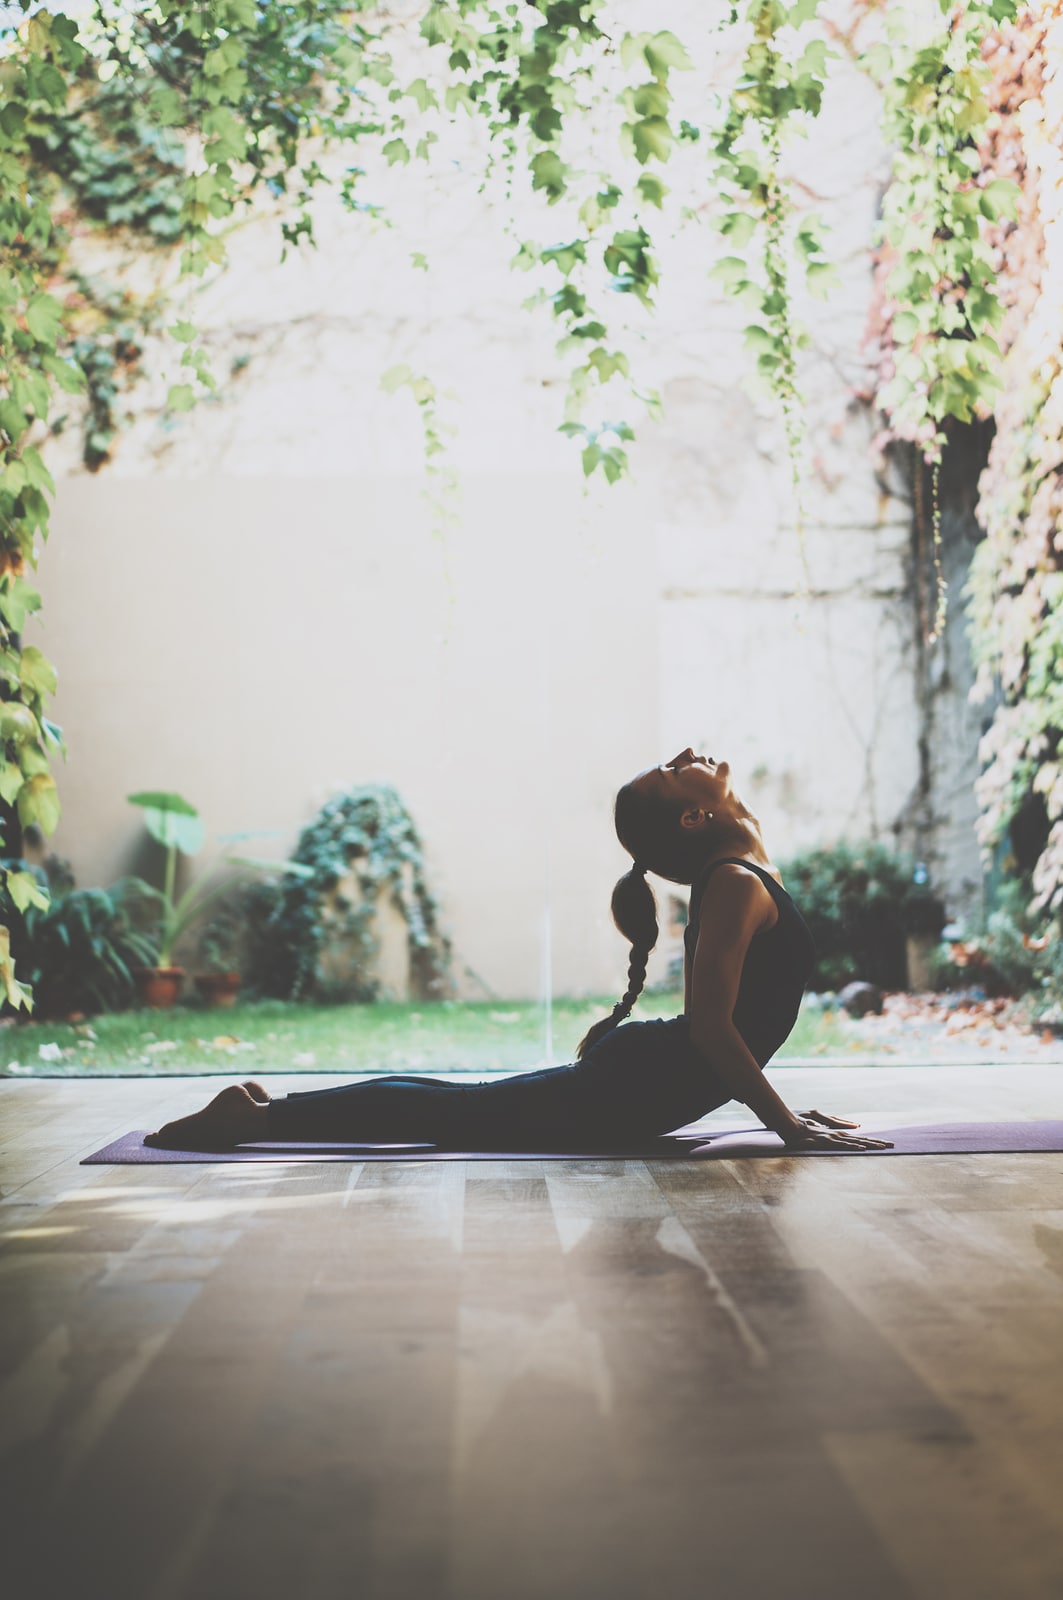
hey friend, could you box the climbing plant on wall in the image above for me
[865,1,1063,919]
[253,785,452,1003]
[0,0,1025,1002]
[965,3,1063,919]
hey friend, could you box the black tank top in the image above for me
[683,857,817,1066]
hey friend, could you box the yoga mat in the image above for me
[81,1120,1063,1165]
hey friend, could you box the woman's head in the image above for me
[576,748,733,1058]
[615,749,734,884]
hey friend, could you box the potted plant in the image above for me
[127,790,205,1007]
[127,790,310,1009]
[194,908,243,1008]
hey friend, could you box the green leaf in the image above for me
[586,348,629,383]
[41,354,86,395]
[743,324,776,354]
[380,364,413,393]
[41,717,65,754]
[529,150,568,200]
[636,173,669,208]
[644,31,694,76]
[13,370,50,422]
[169,320,197,344]
[891,311,920,343]
[150,86,186,127]
[795,38,829,77]
[18,645,57,700]
[128,790,204,855]
[632,117,672,164]
[721,211,757,248]
[167,384,196,412]
[0,578,42,633]
[202,106,248,163]
[18,772,61,835]
[20,447,54,494]
[711,255,751,288]
[18,742,51,778]
[979,178,1020,221]
[2,460,27,496]
[25,293,63,346]
[0,762,23,805]
[632,82,671,120]
[7,870,47,913]
[0,399,29,441]
[405,78,436,111]
[805,261,840,297]
[383,138,410,166]
[542,240,586,276]
[0,102,27,140]
[14,648,54,705]
[620,32,652,71]
[0,926,33,1013]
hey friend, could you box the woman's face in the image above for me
[634,748,734,815]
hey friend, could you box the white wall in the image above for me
[32,3,955,999]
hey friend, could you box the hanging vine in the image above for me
[709,0,834,538]
[862,0,1021,637]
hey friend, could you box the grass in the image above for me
[0,992,855,1078]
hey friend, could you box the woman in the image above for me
[147,750,891,1154]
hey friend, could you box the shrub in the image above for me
[250,785,451,1003]
[929,882,1060,1002]
[9,867,162,1017]
[781,842,923,990]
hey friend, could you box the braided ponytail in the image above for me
[576,863,658,1058]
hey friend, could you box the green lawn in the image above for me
[0,992,854,1077]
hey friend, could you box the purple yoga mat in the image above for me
[81,1121,1063,1164]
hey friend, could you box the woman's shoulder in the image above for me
[693,857,779,901]
[689,858,781,936]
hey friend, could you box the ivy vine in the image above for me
[255,785,452,1004]
[963,5,1063,921]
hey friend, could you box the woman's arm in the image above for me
[686,866,892,1150]
[686,866,808,1142]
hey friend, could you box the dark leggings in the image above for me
[268,1075,491,1147]
[266,1020,730,1150]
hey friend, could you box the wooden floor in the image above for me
[3,1065,1063,1600]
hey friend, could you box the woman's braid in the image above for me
[576,864,658,1058]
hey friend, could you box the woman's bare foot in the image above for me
[145,1084,269,1151]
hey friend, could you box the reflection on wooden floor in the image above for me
[3,1069,1063,1600]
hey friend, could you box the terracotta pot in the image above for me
[133,967,185,1009]
[194,971,242,1008]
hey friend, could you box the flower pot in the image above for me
[194,971,242,1009]
[133,967,185,1009]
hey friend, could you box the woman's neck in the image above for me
[700,817,777,877]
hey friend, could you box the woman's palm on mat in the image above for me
[789,1109,894,1151]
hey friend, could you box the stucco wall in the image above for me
[31,5,971,1000]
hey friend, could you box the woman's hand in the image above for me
[795,1108,862,1131]
[783,1112,894,1152]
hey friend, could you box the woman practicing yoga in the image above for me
[147,750,892,1153]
